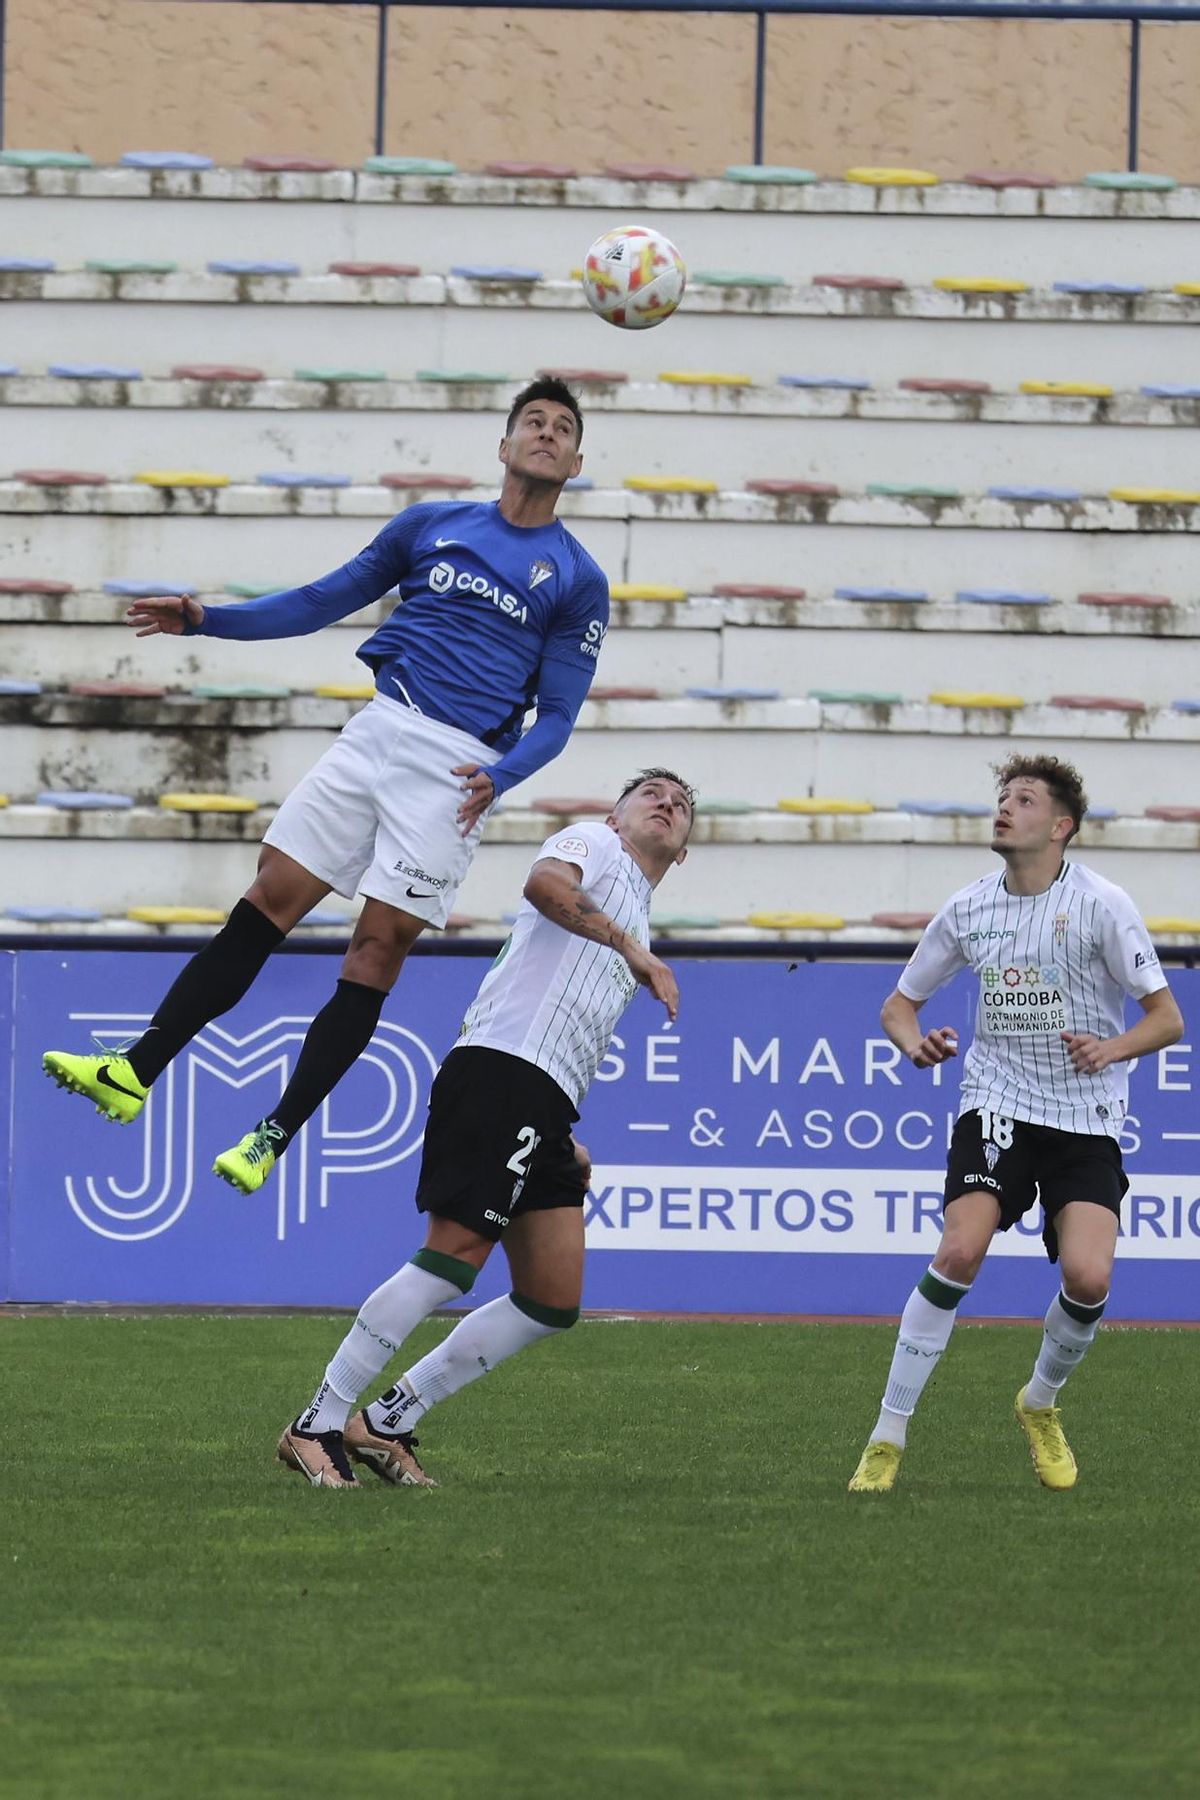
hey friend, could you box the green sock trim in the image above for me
[1059,1289,1107,1325]
[411,1248,477,1295]
[511,1292,579,1331]
[918,1267,969,1311]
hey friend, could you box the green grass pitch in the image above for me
[3,1315,1197,1799]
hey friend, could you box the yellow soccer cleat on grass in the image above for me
[213,1119,287,1194]
[42,1051,148,1124]
[848,1440,903,1493]
[1014,1386,1078,1489]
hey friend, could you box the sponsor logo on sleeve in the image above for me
[554,836,590,857]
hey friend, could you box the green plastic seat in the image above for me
[867,481,962,500]
[86,258,179,275]
[1083,171,1176,191]
[293,367,386,382]
[224,582,279,598]
[0,149,92,168]
[808,689,904,704]
[694,798,756,814]
[362,156,457,176]
[691,270,786,289]
[724,165,817,184]
[190,683,291,698]
[651,914,722,929]
[416,369,509,384]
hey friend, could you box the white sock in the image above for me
[871,1266,970,1448]
[297,1260,468,1433]
[365,1294,570,1434]
[1024,1289,1106,1409]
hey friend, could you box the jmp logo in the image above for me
[61,1013,438,1245]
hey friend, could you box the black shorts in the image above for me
[944,1108,1128,1262]
[415,1046,584,1243]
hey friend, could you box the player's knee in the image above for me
[933,1237,984,1286]
[1062,1267,1109,1309]
[512,1292,580,1330]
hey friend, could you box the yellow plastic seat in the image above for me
[0,794,8,807]
[127,905,226,925]
[624,476,719,494]
[776,798,874,815]
[747,911,847,930]
[659,371,753,387]
[1172,284,1200,296]
[1143,917,1200,934]
[314,683,376,699]
[934,276,1028,294]
[929,690,1026,709]
[159,792,258,813]
[1109,487,1200,504]
[845,167,938,187]
[134,470,232,488]
[609,583,689,602]
[1020,380,1114,398]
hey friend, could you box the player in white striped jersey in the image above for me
[274,768,695,1488]
[849,755,1183,1495]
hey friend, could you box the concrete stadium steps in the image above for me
[5,486,1200,598]
[4,692,1199,815]
[1,805,1196,919]
[2,591,1198,702]
[7,376,1200,493]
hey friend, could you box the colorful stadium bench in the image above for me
[127,905,226,924]
[172,363,266,381]
[872,910,935,928]
[929,691,1026,709]
[103,579,196,597]
[1019,380,1114,397]
[159,793,259,812]
[0,362,18,375]
[0,795,7,807]
[362,157,457,175]
[37,791,135,809]
[1084,806,1119,820]
[748,911,847,930]
[866,483,960,500]
[1050,694,1147,712]
[724,165,818,183]
[624,477,719,494]
[745,479,839,497]
[0,577,71,593]
[379,472,474,489]
[608,584,689,602]
[834,585,928,602]
[1078,591,1171,608]
[1142,919,1200,934]
[650,915,723,930]
[484,161,578,178]
[48,362,142,379]
[898,800,992,816]
[660,370,754,386]
[68,682,167,698]
[962,169,1057,189]
[933,277,1028,294]
[687,686,780,702]
[776,798,874,814]
[713,583,807,599]
[416,369,510,384]
[1052,281,1145,296]
[0,680,42,694]
[777,374,871,390]
[120,151,215,169]
[988,485,1082,501]
[314,684,375,700]
[1172,284,1200,298]
[1084,171,1176,190]
[812,274,906,291]
[190,684,291,699]
[15,469,107,485]
[691,271,786,290]
[208,259,302,276]
[257,471,352,487]
[1146,805,1200,820]
[808,690,903,704]
[899,377,993,395]
[1169,700,1200,715]
[604,163,696,181]
[531,797,613,815]
[86,258,178,275]
[0,149,92,167]
[135,470,230,487]
[294,367,387,381]
[1110,487,1200,504]
[450,264,541,282]
[0,257,55,271]
[693,798,755,813]
[243,154,338,172]
[844,167,938,186]
[327,261,420,278]
[7,906,102,922]
[563,477,594,491]
[956,588,1052,605]
[1141,383,1200,398]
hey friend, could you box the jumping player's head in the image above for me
[991,754,1088,861]
[499,378,584,491]
[609,767,696,879]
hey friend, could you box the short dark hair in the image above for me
[993,754,1088,838]
[616,766,698,820]
[505,377,584,445]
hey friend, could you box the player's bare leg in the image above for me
[1015,1201,1116,1489]
[850,1192,999,1492]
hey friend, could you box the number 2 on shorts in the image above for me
[505,1124,542,1177]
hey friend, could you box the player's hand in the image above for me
[911,1026,958,1069]
[1061,1030,1114,1075]
[125,594,205,637]
[452,764,496,835]
[624,942,679,1023]
[571,1137,592,1188]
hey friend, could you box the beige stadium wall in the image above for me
[5,3,1200,178]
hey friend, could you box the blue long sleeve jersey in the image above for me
[187,501,610,798]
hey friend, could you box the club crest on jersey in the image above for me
[1054,912,1070,942]
[529,558,554,590]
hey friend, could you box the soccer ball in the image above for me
[580,225,687,330]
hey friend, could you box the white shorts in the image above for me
[263,691,499,928]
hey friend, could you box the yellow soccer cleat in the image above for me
[213,1119,287,1194]
[848,1439,903,1493]
[1014,1385,1078,1490]
[42,1051,148,1124]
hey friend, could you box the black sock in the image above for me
[268,978,387,1143]
[126,898,285,1085]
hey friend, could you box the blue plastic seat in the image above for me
[1142,384,1200,399]
[0,257,54,272]
[685,685,781,701]
[956,588,1052,605]
[121,151,214,170]
[1084,805,1119,820]
[1052,281,1145,296]
[563,476,595,490]
[778,374,871,390]
[0,363,19,376]
[987,485,1082,502]
[898,799,992,816]
[835,585,928,602]
[6,905,103,923]
[48,362,141,380]
[296,907,355,928]
[207,259,302,276]
[103,578,197,597]
[1170,698,1200,714]
[36,790,135,809]
[450,264,542,281]
[256,471,352,488]
[0,679,42,695]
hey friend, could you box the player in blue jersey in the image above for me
[43,378,610,1194]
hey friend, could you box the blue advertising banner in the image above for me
[7,950,1199,1318]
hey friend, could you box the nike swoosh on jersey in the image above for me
[434,537,462,548]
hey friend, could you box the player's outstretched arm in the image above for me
[525,857,680,1021]
[125,594,206,636]
[881,988,958,1069]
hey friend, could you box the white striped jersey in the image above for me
[457,820,651,1107]
[898,861,1167,1137]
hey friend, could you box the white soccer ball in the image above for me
[580,225,687,330]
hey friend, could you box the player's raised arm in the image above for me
[524,855,679,1022]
